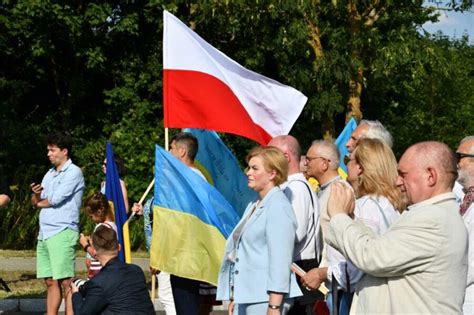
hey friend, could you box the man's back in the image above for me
[72,258,154,314]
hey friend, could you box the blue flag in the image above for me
[150,145,240,285]
[335,118,357,173]
[105,142,131,263]
[185,128,256,216]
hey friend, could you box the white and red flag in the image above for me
[163,11,307,145]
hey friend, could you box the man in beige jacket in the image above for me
[325,141,468,314]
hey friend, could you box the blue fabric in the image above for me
[105,142,128,262]
[217,187,302,303]
[335,118,357,173]
[143,197,154,251]
[153,145,240,239]
[326,291,351,315]
[185,128,256,216]
[38,159,84,240]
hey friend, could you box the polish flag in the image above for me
[163,11,307,145]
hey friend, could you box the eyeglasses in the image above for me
[456,152,474,162]
[306,156,330,163]
[344,155,356,165]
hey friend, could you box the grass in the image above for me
[0,250,151,299]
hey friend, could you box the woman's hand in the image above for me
[79,233,90,249]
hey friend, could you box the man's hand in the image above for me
[70,280,79,294]
[327,182,355,218]
[31,183,43,206]
[301,267,328,291]
[150,267,161,275]
[132,203,143,215]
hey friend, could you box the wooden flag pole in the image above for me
[151,274,156,301]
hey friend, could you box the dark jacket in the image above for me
[72,257,154,315]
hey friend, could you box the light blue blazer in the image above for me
[216,187,303,304]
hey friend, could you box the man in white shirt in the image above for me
[300,140,349,312]
[456,136,474,314]
[326,141,467,314]
[268,135,321,315]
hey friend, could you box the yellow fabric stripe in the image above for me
[150,205,226,286]
[123,222,131,263]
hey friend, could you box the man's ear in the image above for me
[426,167,437,187]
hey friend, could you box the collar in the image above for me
[319,175,342,192]
[408,192,456,210]
[49,159,73,175]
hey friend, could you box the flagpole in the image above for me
[165,127,169,151]
[125,178,155,224]
[151,275,156,301]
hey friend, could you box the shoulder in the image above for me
[65,162,83,176]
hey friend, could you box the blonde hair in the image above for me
[353,138,404,212]
[247,146,288,186]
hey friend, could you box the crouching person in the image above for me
[71,225,154,314]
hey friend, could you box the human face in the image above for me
[47,144,68,168]
[396,149,425,205]
[346,124,369,153]
[169,140,186,162]
[88,212,103,224]
[346,152,362,186]
[305,145,329,180]
[102,159,107,174]
[246,156,275,197]
[457,140,474,187]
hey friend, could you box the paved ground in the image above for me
[0,256,228,314]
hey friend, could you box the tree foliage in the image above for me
[0,0,472,249]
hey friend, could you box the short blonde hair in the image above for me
[353,138,404,212]
[247,146,288,186]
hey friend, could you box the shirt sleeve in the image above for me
[72,281,108,315]
[326,213,440,277]
[266,200,297,293]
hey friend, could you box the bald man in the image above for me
[457,136,474,314]
[268,135,322,315]
[325,141,467,314]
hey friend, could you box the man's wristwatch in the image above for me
[268,304,280,310]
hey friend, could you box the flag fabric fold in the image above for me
[335,117,358,174]
[105,142,131,263]
[185,128,256,216]
[150,145,240,285]
[163,10,307,145]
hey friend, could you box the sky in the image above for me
[422,3,474,43]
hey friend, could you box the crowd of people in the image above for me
[15,121,473,315]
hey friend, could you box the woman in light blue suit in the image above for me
[217,147,302,315]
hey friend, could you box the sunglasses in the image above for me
[456,152,474,162]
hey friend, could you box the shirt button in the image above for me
[234,270,239,275]
[236,258,239,262]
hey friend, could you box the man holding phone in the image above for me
[31,132,85,315]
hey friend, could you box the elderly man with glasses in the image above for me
[457,136,474,314]
[301,140,352,314]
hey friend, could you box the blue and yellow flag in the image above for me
[105,142,131,263]
[185,128,256,216]
[150,145,240,285]
[335,117,357,176]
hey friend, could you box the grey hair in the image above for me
[311,140,340,170]
[360,120,393,148]
[460,136,474,154]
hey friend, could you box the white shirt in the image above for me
[327,195,400,291]
[463,203,474,315]
[280,173,321,261]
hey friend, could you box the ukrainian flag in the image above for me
[335,117,357,176]
[185,128,256,216]
[150,145,240,285]
[105,142,131,263]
